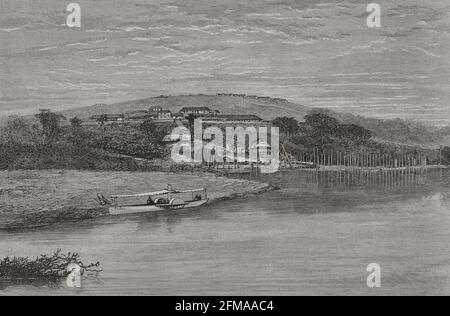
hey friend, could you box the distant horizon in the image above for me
[1,0,449,126]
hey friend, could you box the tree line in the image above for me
[0,110,169,170]
[271,113,447,164]
[1,110,448,170]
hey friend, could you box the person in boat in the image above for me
[158,198,170,204]
[147,196,155,205]
[148,196,170,205]
[194,194,202,201]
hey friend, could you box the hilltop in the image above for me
[60,94,311,122]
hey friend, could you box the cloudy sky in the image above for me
[0,0,449,124]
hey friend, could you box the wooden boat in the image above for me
[107,187,208,215]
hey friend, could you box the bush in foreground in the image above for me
[0,249,101,289]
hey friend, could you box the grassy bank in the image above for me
[0,170,275,230]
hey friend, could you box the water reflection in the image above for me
[244,168,448,190]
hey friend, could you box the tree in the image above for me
[141,120,170,144]
[303,113,339,149]
[70,117,82,130]
[1,115,40,145]
[97,114,108,126]
[272,117,300,137]
[67,117,84,147]
[35,110,65,142]
[304,113,339,134]
[186,113,196,145]
[442,147,450,165]
[339,124,372,145]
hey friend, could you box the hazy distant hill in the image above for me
[61,94,311,121]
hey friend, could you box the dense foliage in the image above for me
[273,113,373,152]
[310,108,446,145]
[272,112,442,164]
[0,109,446,170]
[442,147,450,164]
[0,249,101,288]
[0,111,168,170]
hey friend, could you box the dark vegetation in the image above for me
[0,110,171,170]
[442,146,450,165]
[272,113,444,164]
[0,107,447,171]
[0,249,101,289]
[312,108,448,146]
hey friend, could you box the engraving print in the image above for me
[1,0,449,296]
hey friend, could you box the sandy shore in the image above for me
[0,170,276,230]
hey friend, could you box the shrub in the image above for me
[0,249,101,289]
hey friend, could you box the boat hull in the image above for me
[109,199,209,215]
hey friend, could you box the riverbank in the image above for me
[0,170,276,230]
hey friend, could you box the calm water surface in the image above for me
[1,169,450,295]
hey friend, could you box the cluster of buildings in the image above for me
[89,106,264,125]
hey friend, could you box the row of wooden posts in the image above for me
[291,149,430,169]
[200,147,439,172]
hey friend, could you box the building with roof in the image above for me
[202,114,263,123]
[157,110,173,120]
[149,106,163,112]
[179,107,213,117]
[127,113,159,122]
[90,114,125,124]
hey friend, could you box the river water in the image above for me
[1,169,450,295]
